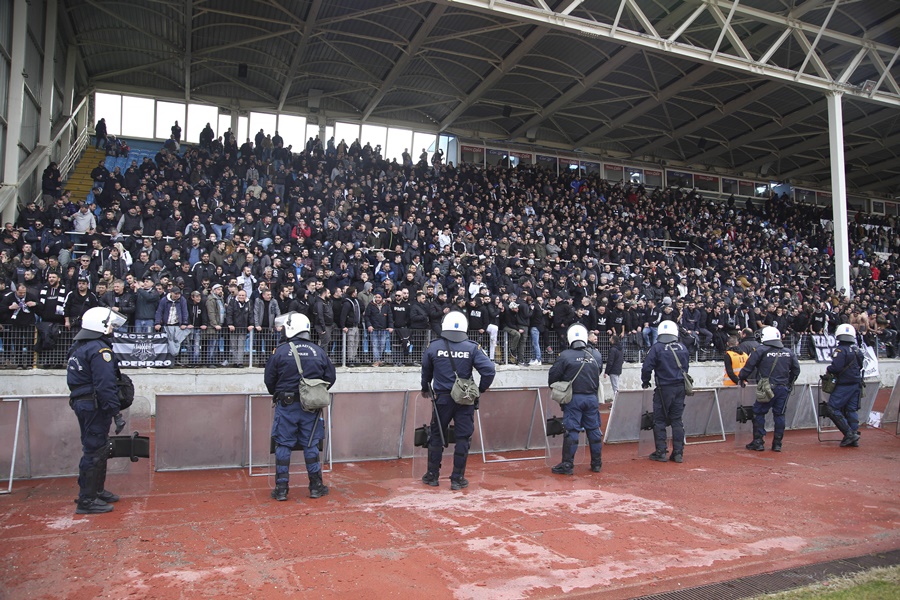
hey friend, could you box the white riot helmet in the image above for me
[760,326,783,348]
[281,311,311,340]
[75,307,127,340]
[657,320,678,343]
[567,323,589,349]
[441,311,469,342]
[835,323,856,343]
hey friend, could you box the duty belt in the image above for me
[274,391,297,406]
[69,395,95,408]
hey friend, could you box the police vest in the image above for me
[724,350,748,386]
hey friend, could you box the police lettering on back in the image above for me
[437,350,470,359]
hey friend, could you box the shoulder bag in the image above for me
[444,339,480,405]
[669,346,694,396]
[289,342,332,411]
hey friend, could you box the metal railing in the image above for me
[0,325,887,370]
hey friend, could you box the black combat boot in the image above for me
[271,483,289,501]
[421,471,440,487]
[840,432,861,447]
[551,437,577,475]
[308,473,329,498]
[75,468,114,515]
[648,450,668,462]
[771,435,783,452]
[450,477,469,490]
[745,437,765,451]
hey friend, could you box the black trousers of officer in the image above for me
[72,399,113,501]
[428,394,474,480]
[653,384,686,455]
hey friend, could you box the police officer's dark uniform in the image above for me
[548,325,604,474]
[67,307,127,514]
[421,314,495,490]
[640,321,691,463]
[264,312,336,501]
[826,326,864,447]
[739,327,800,452]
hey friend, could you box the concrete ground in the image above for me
[1,391,898,599]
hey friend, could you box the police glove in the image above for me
[474,399,480,411]
[739,380,747,388]
[641,382,651,389]
[421,388,432,399]
[114,412,127,434]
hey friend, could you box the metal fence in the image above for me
[0,325,883,370]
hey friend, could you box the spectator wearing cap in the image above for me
[205,283,227,366]
[134,276,160,333]
[191,250,217,289]
[63,276,100,331]
[155,286,190,364]
[184,289,208,366]
[502,299,529,365]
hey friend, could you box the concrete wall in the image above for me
[3,360,898,412]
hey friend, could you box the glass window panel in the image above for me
[237,116,249,145]
[413,131,436,159]
[95,92,122,136]
[121,96,154,138]
[187,104,218,144]
[277,114,306,148]
[155,101,185,139]
[334,121,359,148]
[385,127,412,163]
[249,111,277,143]
[217,114,230,141]
[361,124,387,153]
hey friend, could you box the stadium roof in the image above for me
[63,0,900,195]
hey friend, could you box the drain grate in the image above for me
[635,549,900,600]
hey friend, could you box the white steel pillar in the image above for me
[61,44,78,157]
[827,91,851,297]
[39,0,58,147]
[2,0,29,225]
[38,0,58,177]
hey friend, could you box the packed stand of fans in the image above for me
[1,118,898,370]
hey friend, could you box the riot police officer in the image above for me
[264,312,336,501]
[826,324,864,447]
[421,312,495,490]
[548,324,604,474]
[739,326,800,452]
[640,320,691,463]
[67,306,128,514]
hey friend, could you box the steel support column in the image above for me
[827,92,850,297]
[1,0,28,225]
[60,45,78,158]
[39,0,58,154]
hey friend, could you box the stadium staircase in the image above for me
[65,146,105,199]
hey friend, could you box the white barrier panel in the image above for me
[25,396,82,478]
[330,391,407,462]
[156,394,247,471]
[604,390,645,443]
[716,386,755,434]
[886,376,900,435]
[683,389,726,445]
[790,385,819,430]
[475,388,545,462]
[0,399,22,493]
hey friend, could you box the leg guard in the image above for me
[552,435,577,475]
[274,448,292,486]
[451,436,471,480]
[587,429,603,471]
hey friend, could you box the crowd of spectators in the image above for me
[1,118,898,369]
